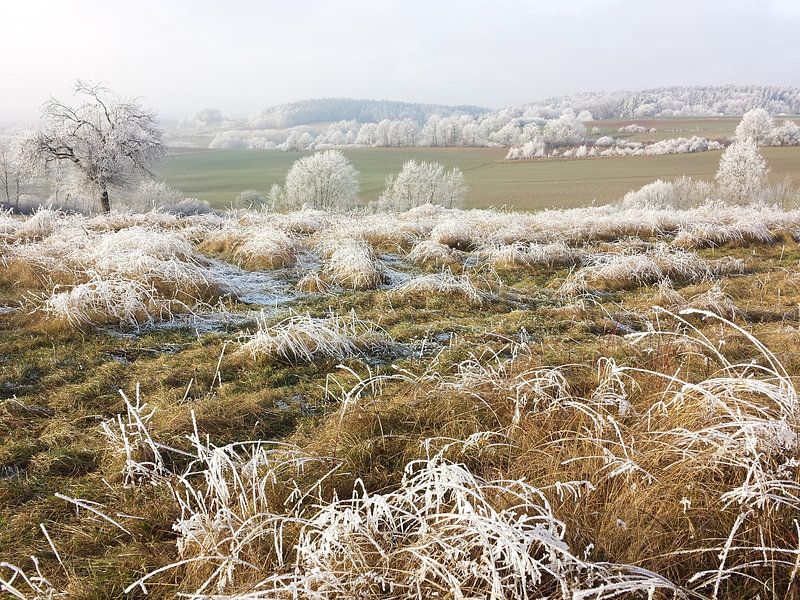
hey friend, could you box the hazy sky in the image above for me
[1,0,799,121]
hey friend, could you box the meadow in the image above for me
[2,186,800,598]
[161,145,800,210]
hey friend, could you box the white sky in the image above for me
[1,0,799,122]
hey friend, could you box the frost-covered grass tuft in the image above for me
[9,220,234,326]
[233,227,298,269]
[124,426,680,600]
[295,271,331,293]
[240,311,394,363]
[649,278,687,308]
[429,218,475,250]
[13,207,62,240]
[100,386,167,486]
[687,284,738,318]
[283,453,677,600]
[41,277,180,327]
[407,239,461,268]
[320,238,386,289]
[391,271,483,304]
[580,244,713,289]
[479,240,582,268]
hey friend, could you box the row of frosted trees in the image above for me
[1,82,795,214]
[209,110,593,151]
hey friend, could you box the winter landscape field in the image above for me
[3,1,800,599]
[161,143,800,209]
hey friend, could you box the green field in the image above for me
[160,145,800,211]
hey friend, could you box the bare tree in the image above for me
[20,81,165,213]
[0,143,22,210]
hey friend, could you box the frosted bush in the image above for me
[167,197,213,216]
[716,138,770,202]
[282,150,360,210]
[121,180,182,212]
[505,137,546,160]
[543,110,586,145]
[234,189,267,210]
[734,108,776,145]
[774,120,800,146]
[375,160,466,210]
[620,180,676,210]
[644,136,723,155]
[621,177,713,210]
[618,123,647,134]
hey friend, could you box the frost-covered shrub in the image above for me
[621,177,713,211]
[282,150,360,211]
[734,108,800,147]
[543,111,586,146]
[165,197,214,216]
[774,120,800,146]
[618,123,647,134]
[374,160,466,211]
[735,108,776,145]
[233,189,267,210]
[121,180,183,213]
[621,180,677,210]
[716,138,770,202]
[505,137,546,160]
[644,136,723,155]
[507,135,723,161]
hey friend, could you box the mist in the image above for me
[1,0,799,121]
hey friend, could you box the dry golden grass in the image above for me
[2,204,800,598]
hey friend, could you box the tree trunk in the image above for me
[100,188,110,213]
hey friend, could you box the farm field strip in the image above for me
[160,145,800,210]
